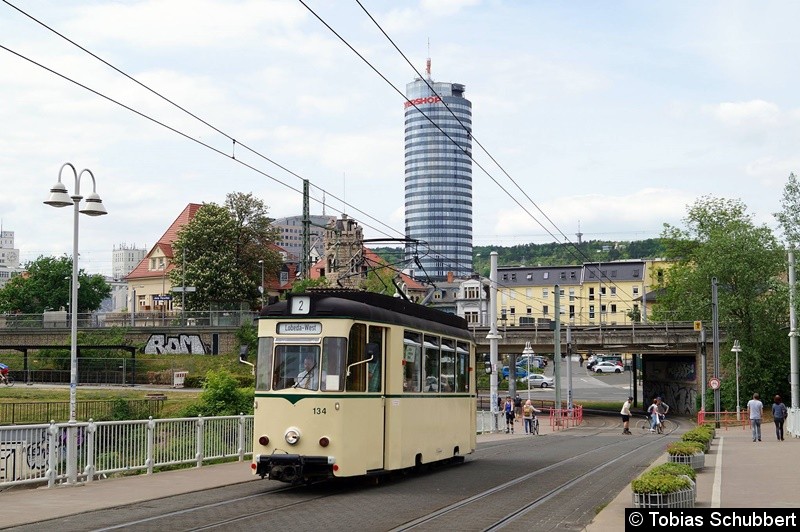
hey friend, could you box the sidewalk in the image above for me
[585,425,800,531]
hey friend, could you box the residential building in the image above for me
[110,243,147,311]
[125,204,201,314]
[404,59,473,281]
[492,261,666,327]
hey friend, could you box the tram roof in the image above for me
[262,289,472,341]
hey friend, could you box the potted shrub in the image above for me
[667,441,705,469]
[632,471,695,508]
[649,462,697,498]
[682,427,713,452]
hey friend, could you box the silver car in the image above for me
[526,373,555,388]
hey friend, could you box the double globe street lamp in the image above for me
[44,163,107,424]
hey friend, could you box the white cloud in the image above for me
[707,100,780,127]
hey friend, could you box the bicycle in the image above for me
[638,414,670,434]
[1,374,14,387]
[532,417,540,435]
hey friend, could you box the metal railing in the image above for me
[0,415,253,488]
[0,310,258,329]
[0,399,164,426]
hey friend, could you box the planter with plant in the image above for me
[667,440,705,469]
[681,427,713,452]
[631,468,695,508]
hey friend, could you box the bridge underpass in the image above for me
[471,322,720,415]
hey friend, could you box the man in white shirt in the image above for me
[296,356,318,389]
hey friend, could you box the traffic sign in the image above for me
[693,321,703,331]
[172,287,196,293]
[153,295,172,302]
[709,377,721,390]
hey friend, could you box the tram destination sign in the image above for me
[278,322,322,335]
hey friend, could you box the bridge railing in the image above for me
[0,415,253,488]
[0,310,259,330]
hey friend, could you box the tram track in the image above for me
[390,416,683,531]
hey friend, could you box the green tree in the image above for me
[656,196,789,406]
[171,192,282,310]
[775,172,800,245]
[290,277,329,294]
[0,255,110,313]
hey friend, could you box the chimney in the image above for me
[447,271,454,283]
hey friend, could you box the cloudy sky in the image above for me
[3,0,800,276]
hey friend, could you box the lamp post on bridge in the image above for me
[731,340,742,421]
[44,162,107,484]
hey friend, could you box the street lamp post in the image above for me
[731,340,742,421]
[44,162,107,484]
[258,259,265,308]
[522,341,534,401]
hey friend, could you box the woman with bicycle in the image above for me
[522,399,541,435]
[647,398,661,433]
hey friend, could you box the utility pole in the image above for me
[302,179,310,279]
[566,324,573,411]
[712,277,721,427]
[554,284,562,423]
[789,248,798,411]
[488,252,502,431]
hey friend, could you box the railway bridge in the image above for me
[471,321,720,416]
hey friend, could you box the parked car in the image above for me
[525,373,555,388]
[593,361,623,373]
[501,366,529,379]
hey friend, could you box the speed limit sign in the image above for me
[709,377,721,390]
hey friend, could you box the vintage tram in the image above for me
[249,289,476,483]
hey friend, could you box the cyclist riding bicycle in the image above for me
[0,362,9,383]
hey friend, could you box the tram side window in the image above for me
[456,341,470,393]
[255,337,274,391]
[440,339,455,393]
[367,326,385,392]
[403,331,421,392]
[346,323,368,392]
[423,335,440,392]
[273,344,320,390]
[321,337,346,391]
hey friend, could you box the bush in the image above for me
[632,473,692,494]
[667,441,705,456]
[681,427,712,448]
[650,462,696,481]
[179,369,253,417]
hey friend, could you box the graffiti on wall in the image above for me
[643,356,699,415]
[144,334,208,355]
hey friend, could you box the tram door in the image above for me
[346,324,385,472]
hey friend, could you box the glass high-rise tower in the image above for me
[404,61,472,281]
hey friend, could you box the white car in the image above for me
[593,361,623,373]
[526,373,555,388]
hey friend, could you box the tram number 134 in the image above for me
[313,407,327,415]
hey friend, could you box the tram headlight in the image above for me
[258,435,270,446]
[319,436,330,447]
[285,428,301,445]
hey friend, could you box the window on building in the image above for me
[633,286,639,296]
[633,269,640,278]
[569,288,575,301]
[569,305,575,319]
[511,273,516,281]
[526,288,532,298]
[510,307,515,315]
[560,272,566,280]
[610,287,617,296]
[611,304,617,313]
[611,270,617,278]
[600,287,607,296]
[543,288,549,298]
[543,272,549,279]
[543,305,549,316]
[526,307,532,315]
[526,273,532,280]
[589,287,595,301]
[570,271,576,279]
[589,305,595,319]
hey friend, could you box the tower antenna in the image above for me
[426,38,431,79]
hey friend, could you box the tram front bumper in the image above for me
[256,453,335,483]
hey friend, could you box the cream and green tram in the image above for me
[250,290,476,483]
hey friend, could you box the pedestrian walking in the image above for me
[647,398,660,433]
[513,394,523,423]
[578,356,583,368]
[747,392,764,442]
[522,399,541,434]
[503,396,514,434]
[772,394,788,441]
[620,396,633,434]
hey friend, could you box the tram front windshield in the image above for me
[266,337,347,391]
